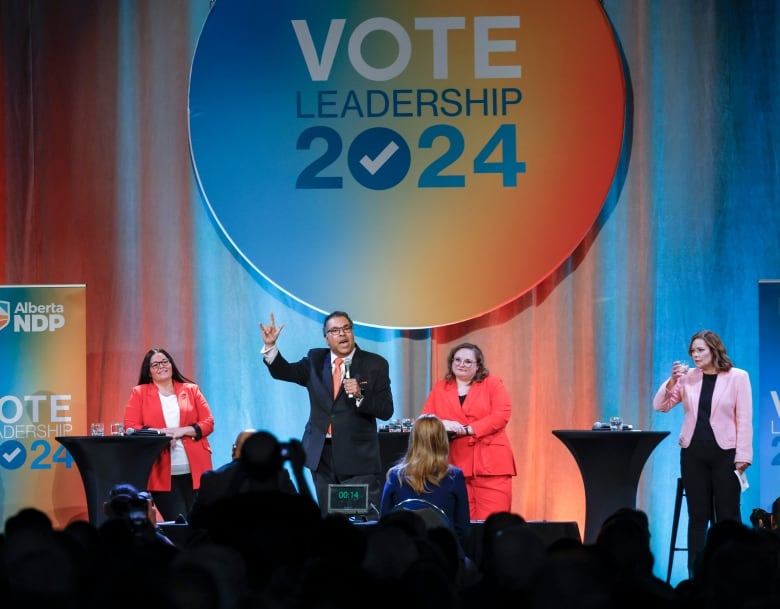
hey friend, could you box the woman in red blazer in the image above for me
[422,342,517,520]
[124,348,214,521]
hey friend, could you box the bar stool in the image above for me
[666,477,687,583]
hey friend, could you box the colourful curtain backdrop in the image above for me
[2,0,779,584]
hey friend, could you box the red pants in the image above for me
[466,474,513,520]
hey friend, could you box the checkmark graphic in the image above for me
[348,127,410,190]
[360,141,399,175]
[3,447,21,463]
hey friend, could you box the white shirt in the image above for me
[160,392,190,474]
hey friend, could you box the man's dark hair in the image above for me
[322,311,353,336]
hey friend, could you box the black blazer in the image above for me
[266,345,394,475]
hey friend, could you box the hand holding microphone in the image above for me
[345,360,354,398]
[343,361,364,399]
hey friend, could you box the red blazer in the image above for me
[124,381,215,491]
[422,375,516,477]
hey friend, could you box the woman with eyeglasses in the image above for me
[124,347,214,521]
[422,342,516,520]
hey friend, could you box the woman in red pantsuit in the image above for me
[422,343,516,520]
[124,347,214,521]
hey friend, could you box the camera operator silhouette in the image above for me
[188,429,311,530]
[102,482,175,546]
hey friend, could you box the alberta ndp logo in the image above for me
[0,301,10,332]
[0,300,66,333]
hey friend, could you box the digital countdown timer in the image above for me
[327,483,370,513]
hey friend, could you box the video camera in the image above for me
[750,507,772,530]
[108,488,152,529]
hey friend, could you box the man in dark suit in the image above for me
[259,310,394,516]
[187,429,302,528]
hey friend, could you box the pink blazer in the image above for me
[653,367,752,463]
[124,381,215,491]
[422,375,517,477]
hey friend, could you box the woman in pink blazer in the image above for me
[422,342,517,520]
[653,330,752,575]
[124,348,214,521]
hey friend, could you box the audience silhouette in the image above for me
[3,440,780,609]
[188,430,302,529]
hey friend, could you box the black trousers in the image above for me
[152,473,195,522]
[681,444,740,573]
[313,441,383,519]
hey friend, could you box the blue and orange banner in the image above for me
[758,280,780,510]
[0,284,87,526]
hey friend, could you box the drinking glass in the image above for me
[675,360,690,375]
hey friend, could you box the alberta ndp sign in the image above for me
[0,285,86,525]
[189,0,626,328]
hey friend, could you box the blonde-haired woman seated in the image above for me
[379,414,470,548]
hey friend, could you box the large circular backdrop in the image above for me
[189,0,626,328]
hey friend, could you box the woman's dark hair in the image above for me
[444,342,489,383]
[137,347,195,385]
[688,330,733,372]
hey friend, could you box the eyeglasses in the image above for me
[453,358,476,367]
[326,325,353,337]
[150,359,170,370]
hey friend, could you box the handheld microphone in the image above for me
[125,428,163,436]
[345,360,353,398]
